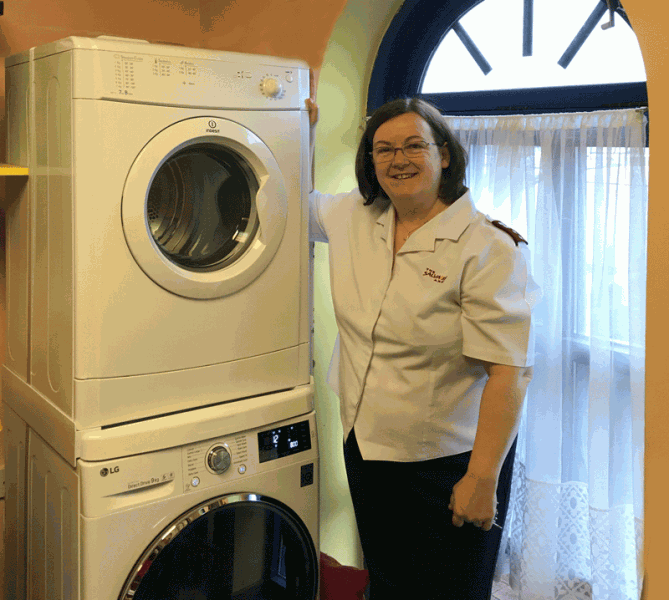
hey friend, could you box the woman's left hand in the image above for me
[305,69,319,127]
[448,473,498,531]
[306,97,319,127]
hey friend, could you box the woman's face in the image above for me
[372,112,450,206]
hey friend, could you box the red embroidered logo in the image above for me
[423,268,447,283]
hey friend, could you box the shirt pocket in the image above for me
[402,261,464,352]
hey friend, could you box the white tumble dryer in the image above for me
[4,37,311,432]
[3,386,319,600]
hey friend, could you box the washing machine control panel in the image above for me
[78,49,307,109]
[78,413,317,516]
[181,416,315,494]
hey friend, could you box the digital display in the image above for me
[258,420,311,463]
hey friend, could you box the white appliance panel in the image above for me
[5,37,311,430]
[70,102,307,379]
[18,406,319,600]
[70,45,307,109]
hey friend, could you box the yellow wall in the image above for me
[623,2,669,598]
[0,0,667,595]
[311,0,405,566]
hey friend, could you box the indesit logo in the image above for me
[100,466,120,477]
[206,119,220,133]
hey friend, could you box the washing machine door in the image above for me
[122,117,288,299]
[120,493,318,600]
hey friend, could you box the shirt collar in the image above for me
[377,190,477,252]
[376,199,394,249]
[434,190,477,242]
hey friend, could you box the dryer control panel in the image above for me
[71,46,308,109]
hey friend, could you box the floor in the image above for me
[493,576,520,600]
[0,424,517,600]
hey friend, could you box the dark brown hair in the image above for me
[355,98,468,206]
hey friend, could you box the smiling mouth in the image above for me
[391,173,417,180]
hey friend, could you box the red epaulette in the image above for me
[489,220,528,246]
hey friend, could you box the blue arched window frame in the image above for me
[367,0,648,116]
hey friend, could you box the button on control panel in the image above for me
[207,445,232,474]
[260,76,284,99]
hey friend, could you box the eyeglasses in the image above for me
[370,141,441,163]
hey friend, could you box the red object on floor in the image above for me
[319,552,370,600]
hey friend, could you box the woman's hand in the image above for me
[306,97,319,127]
[306,69,319,127]
[448,473,498,531]
[448,363,530,532]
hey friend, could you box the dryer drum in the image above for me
[120,493,318,600]
[146,143,260,272]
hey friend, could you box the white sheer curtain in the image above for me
[445,109,646,600]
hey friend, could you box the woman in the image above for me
[308,96,535,600]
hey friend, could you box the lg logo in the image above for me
[100,466,120,477]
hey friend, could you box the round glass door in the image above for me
[120,494,318,600]
[122,117,288,299]
[146,143,259,272]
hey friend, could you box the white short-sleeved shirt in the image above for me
[310,188,538,461]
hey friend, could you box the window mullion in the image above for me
[523,0,533,57]
[557,2,609,69]
[452,21,492,75]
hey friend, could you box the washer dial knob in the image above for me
[260,77,283,98]
[207,445,232,474]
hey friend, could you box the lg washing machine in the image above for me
[4,36,312,435]
[3,386,319,600]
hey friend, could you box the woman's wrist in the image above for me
[463,469,498,486]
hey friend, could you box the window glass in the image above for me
[470,142,648,344]
[422,0,646,93]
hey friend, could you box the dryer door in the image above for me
[120,493,318,600]
[122,117,288,299]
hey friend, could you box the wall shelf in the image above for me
[0,164,29,176]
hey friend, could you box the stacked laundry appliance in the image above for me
[3,36,318,600]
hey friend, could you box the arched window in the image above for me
[368,0,647,114]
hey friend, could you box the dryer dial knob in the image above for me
[260,77,283,98]
[207,445,232,474]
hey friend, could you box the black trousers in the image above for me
[343,429,517,600]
